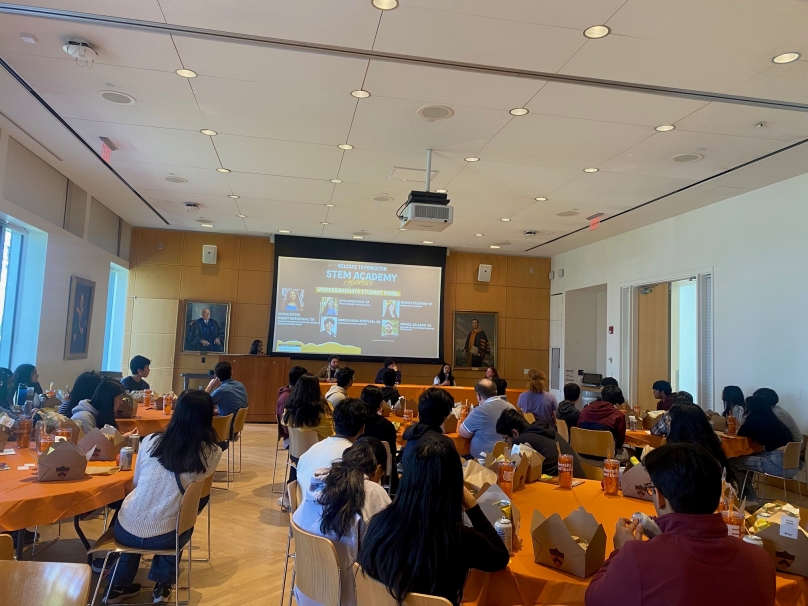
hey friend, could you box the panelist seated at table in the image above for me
[293,438,391,606]
[585,443,776,606]
[374,358,401,385]
[433,362,456,387]
[316,355,342,383]
[326,368,354,408]
[459,379,516,456]
[401,387,456,468]
[578,385,627,456]
[58,370,103,416]
[357,436,510,606]
[71,378,131,436]
[104,390,222,605]
[205,361,248,432]
[121,355,151,392]
[496,409,585,477]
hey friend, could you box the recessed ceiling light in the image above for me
[279,229,291,234]
[353,235,364,239]
[200,129,217,136]
[671,153,704,163]
[321,222,330,225]
[325,203,335,207]
[330,179,343,184]
[490,245,501,249]
[176,69,197,78]
[228,195,240,199]
[20,34,37,44]
[435,189,448,193]
[351,90,371,98]
[417,105,455,121]
[772,52,800,64]
[371,0,399,9]
[422,240,433,244]
[465,157,480,162]
[535,197,548,201]
[583,167,599,173]
[583,25,610,39]
[509,108,529,116]
[500,218,511,222]
[200,222,214,228]
[474,233,484,237]
[338,144,354,150]
[655,125,675,132]
[237,214,246,218]
[217,168,231,173]
[399,228,407,231]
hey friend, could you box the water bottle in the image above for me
[495,517,513,554]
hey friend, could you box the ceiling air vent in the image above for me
[672,153,704,163]
[417,105,454,121]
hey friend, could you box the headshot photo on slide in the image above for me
[281,288,304,312]
[382,320,399,337]
[321,297,339,316]
[383,299,399,319]
[321,317,337,337]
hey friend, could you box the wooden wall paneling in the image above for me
[182,232,241,268]
[133,264,182,299]
[131,298,179,334]
[637,283,671,412]
[505,287,550,320]
[232,303,271,338]
[444,252,457,284]
[444,282,456,315]
[498,316,507,349]
[179,267,238,301]
[175,353,219,371]
[124,297,134,331]
[454,283,507,313]
[455,253,507,286]
[219,355,290,422]
[236,270,273,304]
[504,318,549,350]
[506,256,550,289]
[238,236,274,271]
[230,337,265,356]
[137,230,183,265]
[129,332,176,369]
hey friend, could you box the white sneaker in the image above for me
[277,493,290,511]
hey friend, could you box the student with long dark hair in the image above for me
[292,438,391,606]
[357,435,509,606]
[70,378,125,435]
[360,385,398,492]
[721,385,746,424]
[668,403,736,488]
[59,371,103,416]
[8,364,42,405]
[434,363,456,387]
[105,390,222,603]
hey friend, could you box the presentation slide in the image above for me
[272,256,442,358]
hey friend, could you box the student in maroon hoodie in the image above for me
[578,385,627,452]
[653,379,675,411]
[586,443,776,606]
[276,366,308,446]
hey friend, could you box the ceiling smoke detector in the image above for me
[63,40,98,67]
[185,203,200,214]
[417,105,455,121]
[98,90,136,105]
[556,210,579,217]
[165,176,188,184]
[672,153,704,163]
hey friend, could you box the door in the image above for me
[636,283,670,412]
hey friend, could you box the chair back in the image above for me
[783,441,802,470]
[288,480,303,514]
[0,534,13,560]
[381,440,393,494]
[579,460,604,481]
[232,407,249,436]
[291,521,341,606]
[201,472,215,500]
[0,560,91,605]
[289,427,321,459]
[524,412,536,424]
[212,414,234,443]
[555,419,569,443]
[177,479,206,536]
[570,427,615,459]
[354,564,452,606]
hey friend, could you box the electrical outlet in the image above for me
[524,368,529,374]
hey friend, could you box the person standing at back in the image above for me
[516,369,558,424]
[586,442,775,606]
[458,379,515,456]
[121,356,150,391]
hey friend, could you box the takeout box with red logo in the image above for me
[530,506,607,578]
[37,440,92,482]
[483,450,530,493]
[620,461,654,502]
[115,394,139,419]
[750,504,808,577]
[78,425,126,461]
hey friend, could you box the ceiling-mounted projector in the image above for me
[399,190,453,231]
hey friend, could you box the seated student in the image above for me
[585,443,776,606]
[374,359,401,385]
[121,355,151,391]
[358,436,509,606]
[59,371,103,416]
[380,369,401,405]
[496,409,585,477]
[557,383,581,428]
[754,388,802,443]
[578,385,627,453]
[667,402,736,488]
[459,379,515,456]
[653,380,674,411]
[494,377,508,400]
[600,377,618,388]
[204,361,249,424]
[8,364,42,406]
[296,398,366,496]
[433,362,456,387]
[316,355,341,383]
[721,385,746,426]
[325,367,354,408]
[276,366,308,449]
[401,387,456,467]
[105,390,222,604]
[0,367,14,417]
[248,339,264,355]
[516,369,558,424]
[293,438,391,606]
[650,391,694,437]
[71,378,126,435]
[359,385,399,493]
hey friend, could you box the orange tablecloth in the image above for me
[389,414,471,456]
[319,383,522,407]
[624,430,665,449]
[0,442,134,532]
[461,480,808,606]
[719,433,761,458]
[116,406,172,436]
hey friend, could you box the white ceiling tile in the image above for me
[113,161,234,195]
[12,0,166,21]
[172,36,368,91]
[213,135,343,180]
[374,6,586,72]
[328,181,414,210]
[729,60,808,105]
[675,103,808,142]
[337,148,467,189]
[549,171,697,209]
[443,162,583,198]
[481,114,653,169]
[447,193,535,220]
[225,173,335,204]
[235,199,326,221]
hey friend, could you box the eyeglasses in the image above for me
[635,482,657,498]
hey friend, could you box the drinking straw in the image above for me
[739,497,747,517]
[556,442,562,456]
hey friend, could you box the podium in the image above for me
[217,355,291,423]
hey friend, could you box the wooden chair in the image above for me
[287,427,321,482]
[0,560,91,605]
[758,442,803,504]
[381,440,394,495]
[555,419,569,443]
[273,419,290,494]
[279,481,304,606]
[579,459,604,481]
[570,427,615,464]
[0,534,13,560]
[211,413,234,489]
[88,480,205,606]
[231,407,249,474]
[290,521,341,606]
[192,472,215,563]
[354,564,452,606]
[524,412,536,424]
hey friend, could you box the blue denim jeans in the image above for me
[734,449,796,500]
[110,521,194,587]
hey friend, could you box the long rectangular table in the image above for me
[624,429,760,458]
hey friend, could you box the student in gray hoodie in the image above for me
[71,378,125,435]
[325,367,354,408]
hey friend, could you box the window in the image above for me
[102,263,129,372]
[0,225,24,367]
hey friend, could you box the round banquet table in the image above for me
[461,480,808,606]
[116,406,172,436]
[717,432,761,458]
[624,430,666,449]
[389,414,471,456]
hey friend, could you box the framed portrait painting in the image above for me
[453,311,497,369]
[182,301,231,354]
[64,276,95,360]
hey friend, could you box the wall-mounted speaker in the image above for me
[202,245,218,265]
[478,264,492,283]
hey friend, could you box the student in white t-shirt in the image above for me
[296,398,367,497]
[293,437,391,606]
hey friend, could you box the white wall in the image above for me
[551,171,808,432]
[595,290,607,376]
[564,289,598,380]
